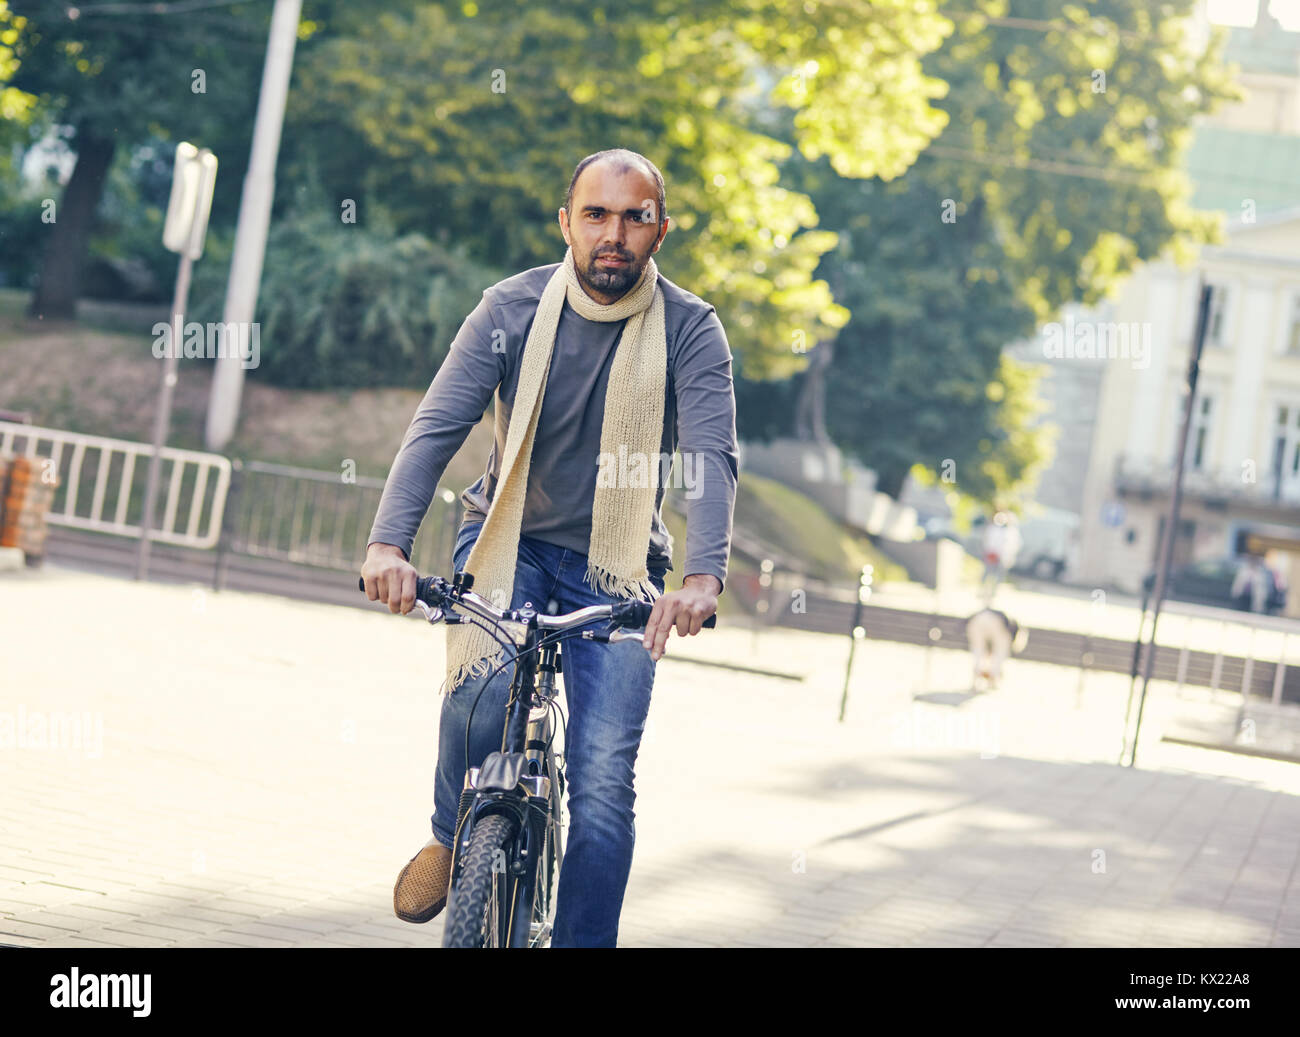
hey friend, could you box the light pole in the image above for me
[205,0,302,451]
[1122,282,1213,767]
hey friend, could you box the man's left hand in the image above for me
[643,573,721,661]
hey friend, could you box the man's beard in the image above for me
[577,247,644,298]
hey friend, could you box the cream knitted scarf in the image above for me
[443,244,667,695]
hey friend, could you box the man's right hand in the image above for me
[361,543,419,614]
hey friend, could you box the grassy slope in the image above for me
[0,291,909,601]
[732,472,907,584]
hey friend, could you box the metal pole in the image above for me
[206,0,302,451]
[754,558,773,655]
[838,597,863,723]
[213,458,244,592]
[1127,282,1213,768]
[1272,633,1287,708]
[1117,587,1150,764]
[920,584,940,694]
[1076,622,1093,709]
[1235,625,1258,737]
[838,564,872,722]
[135,252,193,580]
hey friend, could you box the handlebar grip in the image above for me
[357,574,440,605]
[615,600,718,629]
[416,576,438,603]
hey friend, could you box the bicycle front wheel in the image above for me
[442,813,519,948]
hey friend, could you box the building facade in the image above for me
[1076,210,1300,610]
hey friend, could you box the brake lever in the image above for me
[414,600,445,624]
[582,628,646,645]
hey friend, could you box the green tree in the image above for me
[923,0,1238,317]
[2,0,275,317]
[744,0,1240,507]
[288,0,952,379]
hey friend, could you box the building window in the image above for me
[1271,403,1300,499]
[1206,284,1229,347]
[1287,293,1300,355]
[1183,394,1213,471]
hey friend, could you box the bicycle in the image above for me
[358,567,715,947]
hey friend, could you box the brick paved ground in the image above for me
[3,565,1299,948]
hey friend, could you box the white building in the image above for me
[1076,209,1300,609]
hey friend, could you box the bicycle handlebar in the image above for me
[357,573,716,632]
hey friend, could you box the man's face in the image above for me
[558,160,670,304]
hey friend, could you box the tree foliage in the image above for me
[924,0,1240,319]
[1,0,275,314]
[743,0,1240,507]
[288,0,952,379]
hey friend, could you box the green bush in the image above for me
[191,206,505,389]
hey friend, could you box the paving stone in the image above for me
[6,568,1300,949]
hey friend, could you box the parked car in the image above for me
[1141,557,1287,615]
[968,508,1079,582]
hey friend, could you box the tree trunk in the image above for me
[793,339,833,444]
[27,128,118,321]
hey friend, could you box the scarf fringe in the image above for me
[441,642,509,697]
[584,559,661,603]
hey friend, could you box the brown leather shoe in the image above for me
[393,836,453,923]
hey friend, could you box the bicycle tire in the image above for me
[442,813,519,948]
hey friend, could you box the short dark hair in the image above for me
[564,149,668,228]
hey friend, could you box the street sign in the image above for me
[162,142,218,260]
[138,141,218,581]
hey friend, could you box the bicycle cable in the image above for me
[457,621,618,793]
[464,624,579,772]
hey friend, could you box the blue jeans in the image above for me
[431,521,667,948]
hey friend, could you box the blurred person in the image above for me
[359,149,738,947]
[1063,526,1081,583]
[979,511,1021,601]
[1230,554,1272,614]
[1267,550,1290,612]
[965,607,1027,691]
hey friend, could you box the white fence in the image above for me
[0,421,231,549]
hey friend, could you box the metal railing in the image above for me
[2,421,464,579]
[0,420,231,549]
[1115,452,1300,506]
[218,459,461,576]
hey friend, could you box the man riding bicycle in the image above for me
[359,148,738,948]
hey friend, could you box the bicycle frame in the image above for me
[358,566,712,947]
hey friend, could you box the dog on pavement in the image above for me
[965,608,1028,691]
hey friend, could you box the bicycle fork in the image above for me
[450,708,560,947]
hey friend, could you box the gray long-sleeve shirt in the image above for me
[366,261,739,590]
